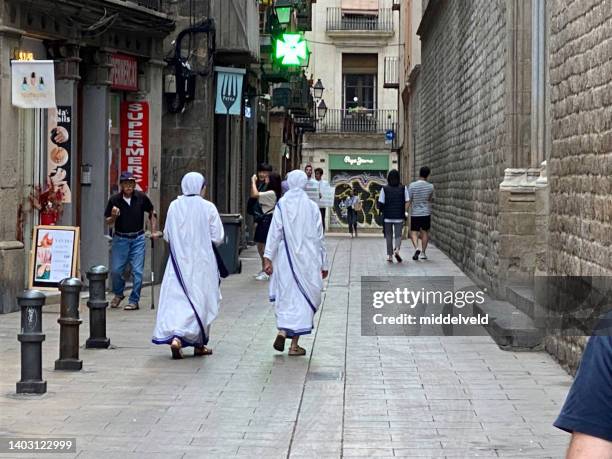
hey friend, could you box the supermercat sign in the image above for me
[329,154,389,171]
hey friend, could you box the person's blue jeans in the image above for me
[111,234,146,305]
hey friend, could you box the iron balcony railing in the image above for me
[326,8,393,32]
[384,56,399,88]
[317,108,397,134]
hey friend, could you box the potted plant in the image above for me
[29,180,64,225]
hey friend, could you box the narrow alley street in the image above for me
[1,237,572,458]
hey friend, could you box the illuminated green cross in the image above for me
[275,33,308,66]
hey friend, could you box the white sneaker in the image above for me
[255,272,270,281]
[420,253,428,260]
[253,271,264,279]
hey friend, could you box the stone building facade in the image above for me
[0,0,173,313]
[413,0,530,294]
[403,0,611,372]
[543,0,612,370]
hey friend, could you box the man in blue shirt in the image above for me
[554,327,612,458]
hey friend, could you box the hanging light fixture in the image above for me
[317,99,328,119]
[313,78,324,100]
[273,0,294,26]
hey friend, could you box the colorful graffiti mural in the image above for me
[330,171,387,229]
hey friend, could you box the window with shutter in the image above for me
[341,0,379,14]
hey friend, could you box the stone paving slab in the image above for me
[0,237,574,458]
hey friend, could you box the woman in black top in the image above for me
[377,170,409,262]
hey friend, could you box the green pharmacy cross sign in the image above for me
[274,33,309,66]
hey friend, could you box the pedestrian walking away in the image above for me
[152,172,224,359]
[251,171,283,281]
[315,167,328,232]
[105,171,158,310]
[407,166,434,260]
[378,169,409,263]
[344,188,360,237]
[264,170,329,356]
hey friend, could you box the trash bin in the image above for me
[218,214,243,275]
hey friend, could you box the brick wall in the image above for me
[545,0,612,371]
[414,1,508,290]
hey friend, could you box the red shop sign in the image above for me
[120,102,149,192]
[111,54,138,91]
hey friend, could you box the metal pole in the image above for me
[226,114,231,212]
[150,236,155,310]
[55,277,83,371]
[16,290,47,394]
[86,266,110,349]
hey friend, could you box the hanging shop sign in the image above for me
[214,66,246,115]
[111,54,138,91]
[329,154,389,171]
[29,225,80,290]
[11,60,56,108]
[120,101,149,192]
[47,106,72,204]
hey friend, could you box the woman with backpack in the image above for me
[251,172,283,281]
[377,169,409,263]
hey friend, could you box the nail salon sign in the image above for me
[120,102,149,192]
[11,60,56,108]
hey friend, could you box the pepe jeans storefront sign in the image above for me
[329,154,389,171]
[344,156,374,166]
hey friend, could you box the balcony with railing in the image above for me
[317,108,397,134]
[383,57,399,88]
[326,8,394,37]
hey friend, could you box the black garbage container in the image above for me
[218,214,243,274]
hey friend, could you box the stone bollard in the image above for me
[86,266,110,349]
[55,278,83,371]
[16,290,47,394]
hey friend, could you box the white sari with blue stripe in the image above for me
[264,171,328,337]
[152,172,224,348]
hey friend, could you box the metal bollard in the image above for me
[86,266,110,349]
[16,290,47,394]
[55,278,83,371]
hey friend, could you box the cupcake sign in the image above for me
[11,60,56,108]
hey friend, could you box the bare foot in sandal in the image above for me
[288,345,306,356]
[170,338,183,359]
[194,346,213,356]
[273,331,287,352]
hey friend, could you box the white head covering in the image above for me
[181,172,205,196]
[287,170,308,190]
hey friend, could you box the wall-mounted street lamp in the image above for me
[317,99,327,119]
[273,0,295,26]
[313,78,324,100]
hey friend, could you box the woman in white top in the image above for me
[251,172,282,281]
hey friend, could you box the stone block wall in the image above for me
[414,0,509,291]
[161,1,215,224]
[546,0,612,372]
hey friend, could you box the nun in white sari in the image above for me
[152,172,224,359]
[264,170,329,356]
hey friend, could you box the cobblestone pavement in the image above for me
[0,237,573,458]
